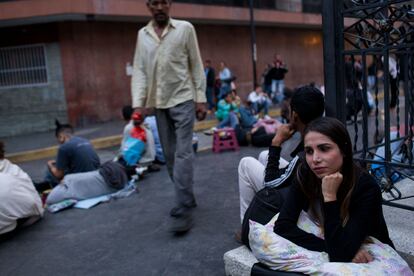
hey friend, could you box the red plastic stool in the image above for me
[212,127,240,153]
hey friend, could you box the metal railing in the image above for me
[323,0,414,211]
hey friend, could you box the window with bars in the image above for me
[0,44,48,88]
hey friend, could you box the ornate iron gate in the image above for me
[322,0,414,210]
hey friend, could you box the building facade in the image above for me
[0,0,324,137]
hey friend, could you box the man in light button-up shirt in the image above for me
[131,0,206,234]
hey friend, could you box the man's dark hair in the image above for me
[122,105,134,121]
[55,119,74,137]
[283,87,294,99]
[290,85,325,125]
[0,141,4,159]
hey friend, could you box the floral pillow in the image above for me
[249,211,413,275]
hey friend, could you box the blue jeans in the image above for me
[251,101,269,115]
[205,86,215,110]
[271,79,285,103]
[155,100,196,208]
[264,84,272,97]
[217,112,239,129]
[239,106,257,129]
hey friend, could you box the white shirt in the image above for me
[0,159,44,234]
[131,18,206,109]
[248,91,267,104]
[382,56,398,79]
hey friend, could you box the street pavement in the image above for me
[0,144,413,275]
[1,102,414,274]
[0,146,260,275]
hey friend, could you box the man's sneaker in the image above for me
[170,201,197,217]
[169,213,193,234]
[147,163,161,172]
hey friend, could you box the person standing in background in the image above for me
[218,61,232,100]
[204,59,216,112]
[268,54,288,103]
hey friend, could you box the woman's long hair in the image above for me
[297,117,359,226]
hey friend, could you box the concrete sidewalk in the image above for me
[1,118,217,163]
[2,109,281,163]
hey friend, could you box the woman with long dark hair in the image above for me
[274,117,394,263]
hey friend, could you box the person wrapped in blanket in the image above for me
[0,141,44,235]
[47,111,150,205]
[273,117,394,263]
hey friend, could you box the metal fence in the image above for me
[0,44,48,89]
[323,0,414,210]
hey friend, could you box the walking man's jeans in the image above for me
[155,100,196,209]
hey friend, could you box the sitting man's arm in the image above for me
[264,124,295,184]
[47,160,64,180]
[52,145,72,181]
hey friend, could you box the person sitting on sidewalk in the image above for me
[237,85,325,243]
[35,120,100,192]
[233,109,281,148]
[231,89,242,109]
[0,141,44,235]
[119,107,161,171]
[205,92,239,134]
[247,85,270,116]
[216,92,239,125]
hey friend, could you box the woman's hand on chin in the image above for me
[321,172,343,202]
